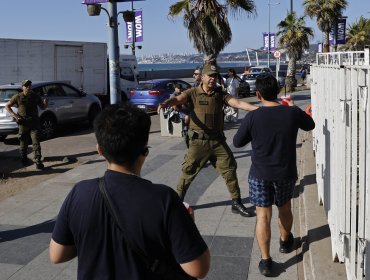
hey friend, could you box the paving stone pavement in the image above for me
[0,96,346,280]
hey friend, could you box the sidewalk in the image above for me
[0,107,346,279]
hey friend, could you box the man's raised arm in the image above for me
[157,92,188,114]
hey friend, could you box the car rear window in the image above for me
[0,89,20,102]
[246,74,260,79]
[136,82,156,90]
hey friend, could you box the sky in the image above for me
[0,0,367,57]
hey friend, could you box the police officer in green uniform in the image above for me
[5,80,48,169]
[157,64,258,217]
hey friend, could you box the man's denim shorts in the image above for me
[248,176,296,207]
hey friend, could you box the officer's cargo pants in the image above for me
[18,122,42,162]
[176,137,241,200]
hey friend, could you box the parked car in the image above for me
[240,66,273,94]
[130,79,192,113]
[0,81,102,141]
[221,73,250,97]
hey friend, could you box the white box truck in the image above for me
[0,38,138,104]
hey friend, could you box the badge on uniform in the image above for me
[199,101,208,105]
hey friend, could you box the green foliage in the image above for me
[344,16,370,51]
[277,12,313,91]
[168,0,256,58]
[303,0,347,33]
[277,12,313,61]
[303,0,347,50]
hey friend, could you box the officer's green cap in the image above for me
[202,64,219,76]
[21,80,32,87]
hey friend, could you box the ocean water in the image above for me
[138,61,272,71]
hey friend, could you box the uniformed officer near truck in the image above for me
[5,80,48,170]
[157,64,258,217]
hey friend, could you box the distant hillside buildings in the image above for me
[137,44,318,65]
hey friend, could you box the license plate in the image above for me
[137,105,146,110]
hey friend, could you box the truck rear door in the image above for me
[55,45,83,90]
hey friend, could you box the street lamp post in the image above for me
[290,0,293,14]
[131,1,136,55]
[107,2,121,104]
[267,0,280,68]
[85,2,121,105]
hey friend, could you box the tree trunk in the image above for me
[285,57,297,92]
[323,32,330,53]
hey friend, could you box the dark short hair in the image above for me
[228,68,236,76]
[174,83,183,90]
[255,73,280,101]
[94,103,151,166]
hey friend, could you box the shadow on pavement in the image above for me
[1,151,99,179]
[0,219,55,242]
[193,197,252,210]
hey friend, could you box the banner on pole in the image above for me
[318,42,323,53]
[125,10,143,43]
[329,18,346,45]
[263,33,276,51]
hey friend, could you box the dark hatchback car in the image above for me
[0,81,101,141]
[130,79,192,113]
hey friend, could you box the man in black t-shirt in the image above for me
[50,103,210,280]
[233,74,315,276]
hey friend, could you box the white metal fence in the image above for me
[311,49,370,280]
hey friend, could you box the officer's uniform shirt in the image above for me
[10,90,43,119]
[183,84,232,134]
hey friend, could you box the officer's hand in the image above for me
[157,103,166,114]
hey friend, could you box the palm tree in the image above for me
[303,0,347,52]
[343,16,370,51]
[276,12,313,92]
[168,0,256,61]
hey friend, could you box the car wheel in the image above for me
[88,104,101,125]
[40,115,57,140]
[0,135,7,141]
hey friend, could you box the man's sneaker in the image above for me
[36,162,44,170]
[279,232,294,253]
[258,258,272,276]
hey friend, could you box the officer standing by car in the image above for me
[157,64,258,217]
[5,80,48,169]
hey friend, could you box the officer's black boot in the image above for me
[231,199,253,217]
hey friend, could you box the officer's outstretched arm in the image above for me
[227,97,258,111]
[157,93,188,114]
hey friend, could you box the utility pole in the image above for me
[267,0,280,68]
[131,0,136,56]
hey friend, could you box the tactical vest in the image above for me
[186,87,226,133]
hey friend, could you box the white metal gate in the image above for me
[311,49,370,280]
